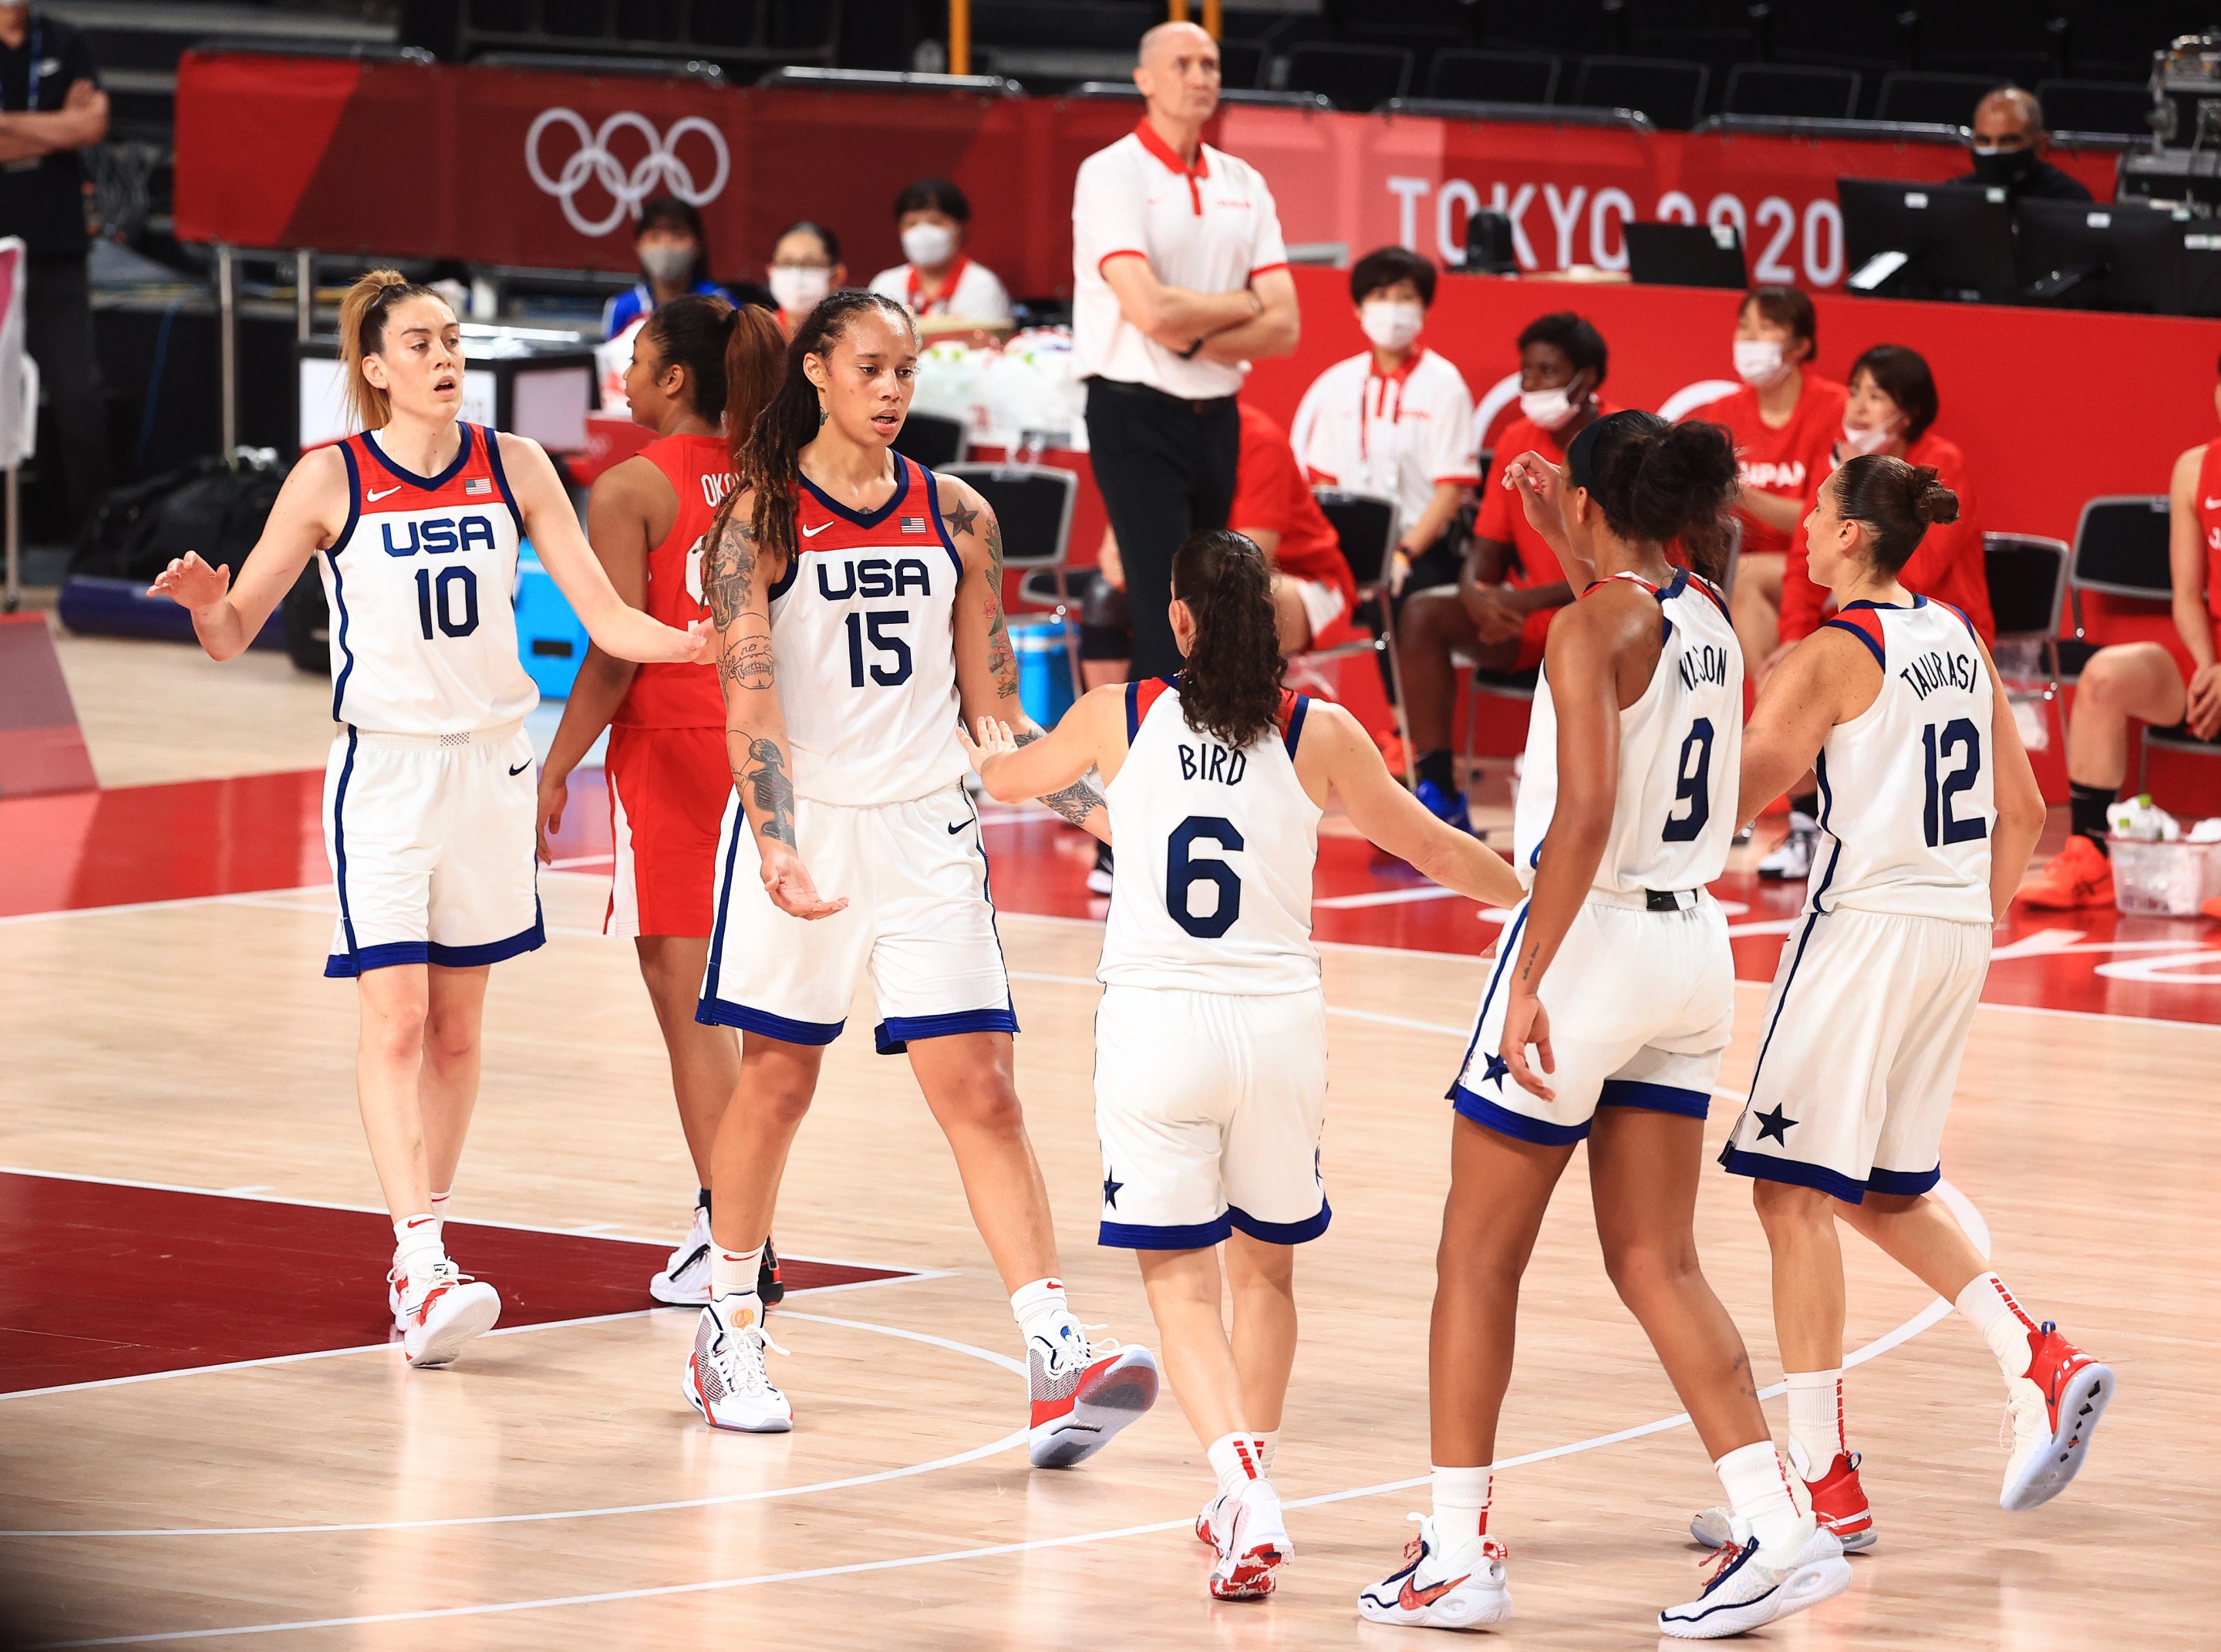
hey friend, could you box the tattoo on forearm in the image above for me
[733,735,799,846]
[704,514,758,632]
[1013,727,1105,829]
[984,601,1019,698]
[720,624,775,692]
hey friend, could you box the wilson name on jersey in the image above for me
[1807,597,1995,924]
[1512,569,1743,895]
[322,424,535,735]
[1098,679,1323,995]
[769,454,968,807]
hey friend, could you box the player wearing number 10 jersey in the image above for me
[1700,454,2111,1562]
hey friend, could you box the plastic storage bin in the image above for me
[2108,836,2221,916]
[1012,617,1075,730]
[513,546,588,699]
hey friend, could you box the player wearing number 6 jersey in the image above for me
[965,529,1525,1600]
[686,290,1160,1459]
[149,271,710,1370]
[1364,413,1851,1640]
[1690,455,2113,1560]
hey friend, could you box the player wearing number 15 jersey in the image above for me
[1697,454,2111,1563]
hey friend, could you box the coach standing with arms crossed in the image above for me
[1073,21,1299,683]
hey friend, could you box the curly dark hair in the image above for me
[1171,530,1285,751]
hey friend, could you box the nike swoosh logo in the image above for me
[801,521,834,538]
[367,485,403,502]
[2206,497,2221,511]
[1399,1574,1471,1611]
[947,820,967,834]
[406,1216,436,1229]
[508,760,531,775]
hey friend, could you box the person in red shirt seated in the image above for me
[1683,286,1847,676]
[2018,358,2221,912]
[1761,344,1997,881]
[1399,312,1609,828]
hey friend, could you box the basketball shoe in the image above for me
[2000,1322,2113,1512]
[1658,1522,1850,1640]
[684,1296,792,1432]
[1690,1445,1875,1553]
[395,1260,500,1368]
[1026,1326,1158,1468]
[1758,812,1818,880]
[1414,777,1472,833]
[1357,1515,1512,1630]
[651,1210,785,1309]
[2015,834,2113,909]
[1208,1477,1292,1600]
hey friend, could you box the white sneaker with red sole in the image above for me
[1026,1327,1159,1468]
[685,1296,793,1432]
[1690,1446,1876,1553]
[396,1261,500,1368]
[1208,1477,1292,1600]
[2001,1322,2113,1512]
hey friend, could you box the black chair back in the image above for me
[1983,532,2069,639]
[1723,63,1861,120]
[1572,56,1710,129]
[1283,42,1413,110]
[2070,496,2173,600]
[2034,78,2153,138]
[939,463,1075,570]
[1873,70,1997,126]
[1313,491,1398,589]
[892,413,966,470]
[1427,49,1560,105]
[1218,40,1266,89]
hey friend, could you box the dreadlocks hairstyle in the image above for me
[1171,529,1286,751]
[338,270,445,432]
[741,289,916,568]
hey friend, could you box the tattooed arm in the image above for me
[706,498,848,921]
[942,476,1112,844]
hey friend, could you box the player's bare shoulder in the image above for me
[935,472,1000,576]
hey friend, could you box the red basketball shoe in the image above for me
[1690,1449,1875,1553]
[2001,1323,2114,1512]
[1026,1327,1159,1468]
[2016,834,2114,909]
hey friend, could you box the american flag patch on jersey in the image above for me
[902,515,928,533]
[465,477,493,495]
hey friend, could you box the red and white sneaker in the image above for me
[396,1260,500,1368]
[1196,1491,1226,1549]
[1208,1477,1292,1600]
[1025,1325,1159,1468]
[1690,1447,1875,1553]
[2001,1322,2113,1512]
[1356,1515,1513,1630]
[684,1296,793,1433]
[2016,834,2114,909]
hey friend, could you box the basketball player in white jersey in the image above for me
[151,273,709,1368]
[1361,413,1850,1639]
[963,528,1526,1600]
[1686,454,2111,1556]
[683,289,1160,1460]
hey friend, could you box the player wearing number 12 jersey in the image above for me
[1695,454,2112,1561]
[966,529,1524,1600]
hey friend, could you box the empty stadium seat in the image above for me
[1722,63,1862,120]
[1282,42,1414,111]
[1572,56,1710,130]
[1427,49,1561,106]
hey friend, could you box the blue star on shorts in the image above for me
[1481,1052,1512,1087]
[1754,1105,1797,1145]
[1102,1171,1124,1209]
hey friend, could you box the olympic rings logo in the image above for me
[524,107,731,238]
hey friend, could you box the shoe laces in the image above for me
[712,1313,789,1394]
[1700,1538,1751,1587]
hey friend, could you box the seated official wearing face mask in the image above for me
[1950,86,2091,202]
[867,177,1013,329]
[602,196,735,340]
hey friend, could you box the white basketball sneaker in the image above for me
[1758,813,1818,881]
[1026,1323,1159,1468]
[649,1201,713,1306]
[684,1296,793,1432]
[1356,1516,1513,1630]
[1658,1522,1851,1639]
[1208,1477,1292,1600]
[396,1260,501,1368]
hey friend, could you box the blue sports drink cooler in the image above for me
[512,545,589,698]
[1011,617,1076,730]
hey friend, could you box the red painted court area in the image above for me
[0,1172,905,1394]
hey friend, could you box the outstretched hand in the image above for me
[1500,992,1555,1102]
[1501,450,1566,541]
[534,771,568,865]
[760,841,848,921]
[957,715,1020,776]
[682,616,718,665]
[147,551,231,612]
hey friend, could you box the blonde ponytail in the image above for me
[338,269,438,432]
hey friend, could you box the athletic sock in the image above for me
[1011,1277,1087,1364]
[428,1189,450,1237]
[1955,1271,2040,1379]
[1417,749,1458,794]
[2068,780,2115,850]
[1255,1429,1280,1476]
[393,1215,443,1281]
[1430,1464,1491,1552]
[711,1244,764,1303]
[1715,1441,1806,1561]
[1784,1370,1846,1475]
[1207,1432,1266,1498]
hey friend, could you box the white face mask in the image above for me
[1733,338,1791,389]
[1360,299,1424,352]
[1519,380,1584,432]
[901,222,958,270]
[1840,417,1898,457]
[770,265,832,315]
[639,241,696,285]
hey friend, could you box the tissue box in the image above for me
[2108,836,2221,916]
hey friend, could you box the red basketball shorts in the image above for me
[604,723,730,939]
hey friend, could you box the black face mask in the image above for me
[1970,147,2037,189]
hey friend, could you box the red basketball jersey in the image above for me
[612,432,733,729]
[2197,438,2221,630]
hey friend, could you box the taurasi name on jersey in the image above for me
[1899,649,1978,702]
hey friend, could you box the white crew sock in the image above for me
[1255,1429,1281,1476]
[1207,1432,1266,1498]
[1010,1278,1084,1360]
[1784,1369,1845,1475]
[393,1214,443,1281]
[1955,1272,2038,1379]
[428,1189,450,1236]
[1715,1441,1806,1560]
[712,1244,764,1304]
[1431,1465,1491,1551]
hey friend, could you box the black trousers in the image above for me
[25,254,110,538]
[1084,376,1239,680]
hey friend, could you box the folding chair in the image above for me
[941,460,1080,698]
[1289,488,1412,781]
[2063,494,2172,680]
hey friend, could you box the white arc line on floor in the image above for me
[33,1189,1991,1645]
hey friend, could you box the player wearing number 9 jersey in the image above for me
[148,271,708,1370]
[1701,455,2111,1556]
[965,528,1525,1600]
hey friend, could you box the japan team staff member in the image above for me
[1073,21,1299,680]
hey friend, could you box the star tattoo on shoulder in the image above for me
[942,494,979,541]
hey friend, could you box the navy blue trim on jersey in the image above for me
[325,939,431,978]
[328,447,362,723]
[479,425,526,541]
[1808,750,1843,912]
[1124,679,1141,742]
[1449,902,1528,1094]
[1597,1078,1710,1119]
[696,801,746,1013]
[1228,1200,1332,1245]
[363,422,475,492]
[697,998,847,1045]
[767,548,800,604]
[1822,615,1888,669]
[1746,910,1823,1098]
[1281,693,1310,760]
[798,450,912,530]
[874,1005,1019,1056]
[1865,1163,1943,1197]
[426,912,545,969]
[1451,1083,1589,1145]
[1100,1213,1235,1250]
[1932,598,1978,643]
[917,462,966,580]
[328,726,360,959]
[1718,1145,1869,1205]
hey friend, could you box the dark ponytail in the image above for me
[1576,411,1740,584]
[1171,530,1284,750]
[639,293,736,424]
[742,289,915,566]
[1830,453,1959,575]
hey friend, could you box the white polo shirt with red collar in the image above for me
[1288,346,1481,531]
[1071,120,1289,401]
[867,255,1014,324]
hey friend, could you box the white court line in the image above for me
[32,1182,1990,1647]
[1313,885,1468,909]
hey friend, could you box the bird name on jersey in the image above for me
[378,516,500,557]
[1178,740,1249,786]
[1898,648,1978,702]
[1676,642,1731,693]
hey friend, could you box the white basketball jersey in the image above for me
[1804,598,1994,924]
[322,424,538,734]
[1513,569,1743,895]
[769,454,969,807]
[1097,679,1323,995]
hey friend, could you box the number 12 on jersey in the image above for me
[1922,717,1985,847]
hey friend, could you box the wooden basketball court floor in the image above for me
[2,631,2217,1648]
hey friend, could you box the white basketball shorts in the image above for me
[322,722,544,977]
[1094,984,1330,1249]
[696,784,1014,1053]
[1451,891,1733,1145]
[1721,906,1990,1203]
